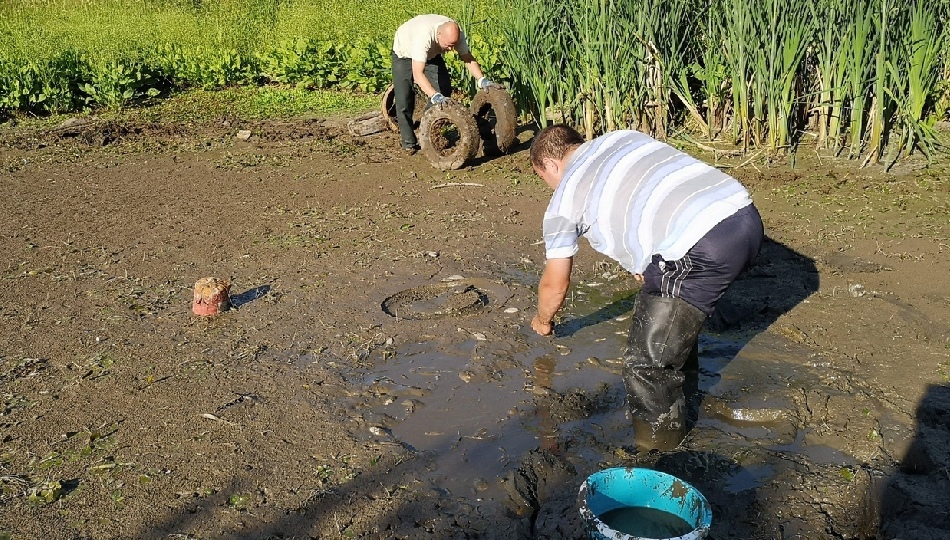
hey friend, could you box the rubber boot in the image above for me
[683,341,702,430]
[622,293,706,451]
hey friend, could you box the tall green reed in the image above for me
[719,0,754,149]
[495,0,569,127]
[883,0,946,164]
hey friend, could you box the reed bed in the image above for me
[495,0,950,164]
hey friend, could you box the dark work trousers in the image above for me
[390,52,452,149]
[641,203,765,316]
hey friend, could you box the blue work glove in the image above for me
[430,92,448,105]
[477,77,498,89]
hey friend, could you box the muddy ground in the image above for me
[0,111,948,540]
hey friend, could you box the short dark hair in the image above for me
[529,124,585,169]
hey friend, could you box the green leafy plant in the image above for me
[80,57,164,108]
[227,493,250,509]
[27,480,63,504]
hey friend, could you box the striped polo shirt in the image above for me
[543,130,753,274]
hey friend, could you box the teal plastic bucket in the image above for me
[578,467,712,540]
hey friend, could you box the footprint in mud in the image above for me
[503,449,582,535]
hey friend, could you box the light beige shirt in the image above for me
[392,14,470,62]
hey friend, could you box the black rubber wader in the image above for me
[622,292,707,451]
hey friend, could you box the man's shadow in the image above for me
[466,123,536,168]
[876,383,950,538]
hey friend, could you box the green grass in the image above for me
[0,0,489,62]
[0,84,379,136]
[132,86,379,122]
[0,0,499,115]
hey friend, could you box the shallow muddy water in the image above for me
[348,274,843,526]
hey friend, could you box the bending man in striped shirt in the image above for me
[529,124,764,451]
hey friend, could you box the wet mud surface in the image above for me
[1,113,949,539]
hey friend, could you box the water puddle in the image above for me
[348,275,851,510]
[352,331,630,500]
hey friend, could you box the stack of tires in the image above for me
[382,84,517,170]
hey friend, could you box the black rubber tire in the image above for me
[470,87,517,155]
[381,83,426,134]
[419,99,480,170]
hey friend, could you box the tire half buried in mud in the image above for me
[470,87,517,155]
[418,100,480,170]
[381,83,426,133]
[381,282,489,320]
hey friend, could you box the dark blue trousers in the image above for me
[642,203,764,316]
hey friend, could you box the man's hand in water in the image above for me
[531,314,553,336]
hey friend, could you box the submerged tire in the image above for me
[470,87,517,155]
[381,83,426,134]
[419,99,480,170]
